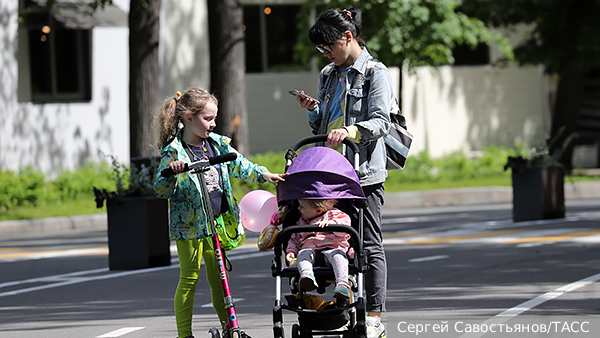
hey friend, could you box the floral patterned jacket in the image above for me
[154,131,267,241]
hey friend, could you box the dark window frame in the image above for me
[244,4,307,73]
[24,5,92,103]
[452,43,490,66]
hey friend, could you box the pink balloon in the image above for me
[239,190,278,232]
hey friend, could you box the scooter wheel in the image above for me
[273,324,285,338]
[208,327,221,338]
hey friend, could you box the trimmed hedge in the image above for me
[0,162,115,213]
[0,146,523,213]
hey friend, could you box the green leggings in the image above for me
[175,238,227,338]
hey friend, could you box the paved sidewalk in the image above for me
[1,181,599,237]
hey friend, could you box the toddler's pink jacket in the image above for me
[286,208,352,256]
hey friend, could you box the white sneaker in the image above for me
[366,317,386,338]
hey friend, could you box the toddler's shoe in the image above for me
[333,284,350,299]
[299,274,318,291]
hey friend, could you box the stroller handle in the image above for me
[288,135,359,154]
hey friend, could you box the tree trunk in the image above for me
[206,0,249,156]
[550,65,584,171]
[129,0,161,158]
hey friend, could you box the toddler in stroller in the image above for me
[286,198,352,299]
[270,136,368,338]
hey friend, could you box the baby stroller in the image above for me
[271,135,368,338]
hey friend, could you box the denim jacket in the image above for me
[310,48,393,186]
[154,131,267,240]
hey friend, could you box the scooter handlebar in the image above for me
[161,153,237,177]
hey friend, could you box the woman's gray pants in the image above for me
[361,183,387,313]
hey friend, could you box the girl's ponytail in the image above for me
[154,95,180,150]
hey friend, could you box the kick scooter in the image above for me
[162,153,251,338]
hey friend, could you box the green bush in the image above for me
[52,162,116,201]
[0,163,115,212]
[386,146,513,186]
[0,167,54,212]
[237,146,515,200]
[0,146,595,220]
[231,151,286,200]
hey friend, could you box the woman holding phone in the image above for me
[295,6,402,338]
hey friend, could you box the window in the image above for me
[244,5,307,73]
[452,43,490,66]
[24,5,92,103]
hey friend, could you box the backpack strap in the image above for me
[324,58,406,128]
[361,59,404,126]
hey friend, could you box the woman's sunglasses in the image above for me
[315,44,333,54]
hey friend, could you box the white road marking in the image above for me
[408,255,449,263]
[97,327,144,337]
[515,241,556,248]
[497,272,600,317]
[457,228,588,244]
[0,250,271,298]
[459,271,600,338]
[201,298,245,308]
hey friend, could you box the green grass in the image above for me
[1,147,598,222]
[4,175,598,222]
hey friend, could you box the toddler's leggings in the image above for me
[175,238,227,338]
[297,248,349,286]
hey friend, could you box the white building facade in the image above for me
[1,0,560,178]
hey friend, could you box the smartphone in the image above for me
[289,89,321,105]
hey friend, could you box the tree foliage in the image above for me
[295,0,514,70]
[461,0,600,75]
[461,0,600,168]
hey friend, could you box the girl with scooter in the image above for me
[154,87,286,338]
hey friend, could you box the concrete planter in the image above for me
[106,196,171,270]
[511,165,565,222]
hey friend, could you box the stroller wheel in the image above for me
[292,323,311,338]
[291,324,300,338]
[354,322,366,338]
[290,276,298,294]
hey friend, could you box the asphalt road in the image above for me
[1,199,599,338]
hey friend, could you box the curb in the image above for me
[384,186,512,209]
[1,181,599,237]
[0,214,108,237]
[384,180,600,209]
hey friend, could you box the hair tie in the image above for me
[343,9,352,20]
[175,91,182,101]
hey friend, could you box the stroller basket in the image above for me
[283,302,353,331]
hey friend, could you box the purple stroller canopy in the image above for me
[276,146,365,202]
